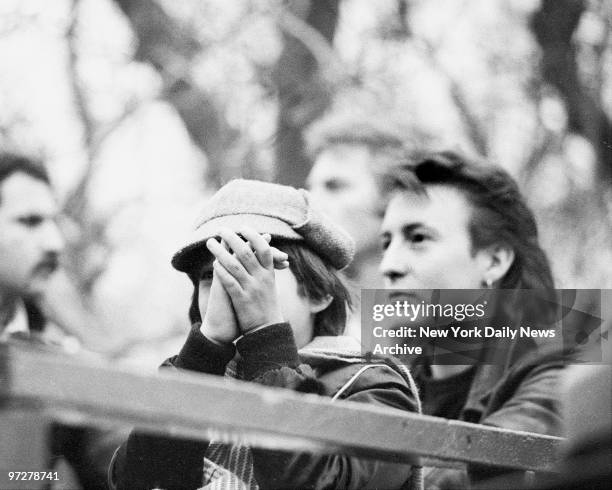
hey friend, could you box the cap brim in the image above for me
[171,214,303,273]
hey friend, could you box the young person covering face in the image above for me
[379,151,566,489]
[110,179,421,490]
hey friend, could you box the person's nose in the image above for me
[379,239,409,287]
[41,220,65,256]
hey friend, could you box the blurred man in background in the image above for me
[305,116,429,337]
[0,153,65,343]
[0,152,123,490]
[305,117,409,289]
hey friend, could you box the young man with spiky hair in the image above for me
[379,151,567,488]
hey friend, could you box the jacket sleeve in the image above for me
[112,324,236,490]
[468,350,566,487]
[236,323,416,490]
[480,352,566,435]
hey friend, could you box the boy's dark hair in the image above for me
[188,240,354,336]
[0,153,50,204]
[276,240,354,336]
[381,150,556,321]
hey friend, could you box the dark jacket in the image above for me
[111,322,419,490]
[1,300,125,490]
[415,329,568,489]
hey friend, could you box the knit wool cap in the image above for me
[171,179,355,273]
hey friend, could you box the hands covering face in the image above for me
[200,226,289,344]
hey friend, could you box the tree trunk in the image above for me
[530,0,612,184]
[113,0,230,187]
[273,0,340,187]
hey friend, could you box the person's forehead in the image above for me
[312,144,375,173]
[308,146,381,194]
[382,184,473,230]
[0,172,57,215]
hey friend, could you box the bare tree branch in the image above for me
[271,3,349,86]
[531,0,612,183]
[113,0,233,187]
[64,0,93,214]
[397,0,410,36]
[63,0,114,295]
[519,126,561,186]
[66,0,94,160]
[90,99,142,158]
[416,38,490,157]
[0,12,42,37]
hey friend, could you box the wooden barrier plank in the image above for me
[0,345,562,472]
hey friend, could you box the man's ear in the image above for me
[309,294,333,314]
[479,244,515,286]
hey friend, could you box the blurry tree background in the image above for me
[1,0,610,359]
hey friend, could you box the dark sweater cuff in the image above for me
[235,323,300,380]
[173,323,236,374]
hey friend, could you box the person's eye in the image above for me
[410,233,429,244]
[200,269,214,281]
[324,179,346,192]
[18,215,44,227]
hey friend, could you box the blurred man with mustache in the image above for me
[0,152,122,490]
[0,153,64,342]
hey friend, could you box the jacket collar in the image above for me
[0,300,28,342]
[298,335,366,367]
[412,308,542,421]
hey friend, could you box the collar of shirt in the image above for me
[0,300,29,342]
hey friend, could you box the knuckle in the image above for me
[257,271,268,282]
[240,276,253,289]
[258,249,272,264]
[239,248,256,263]
[242,290,255,303]
[259,274,274,287]
[229,262,242,276]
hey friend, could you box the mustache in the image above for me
[33,253,60,275]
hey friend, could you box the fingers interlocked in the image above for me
[205,227,279,290]
[205,226,285,332]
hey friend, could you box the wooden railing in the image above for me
[0,344,563,488]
